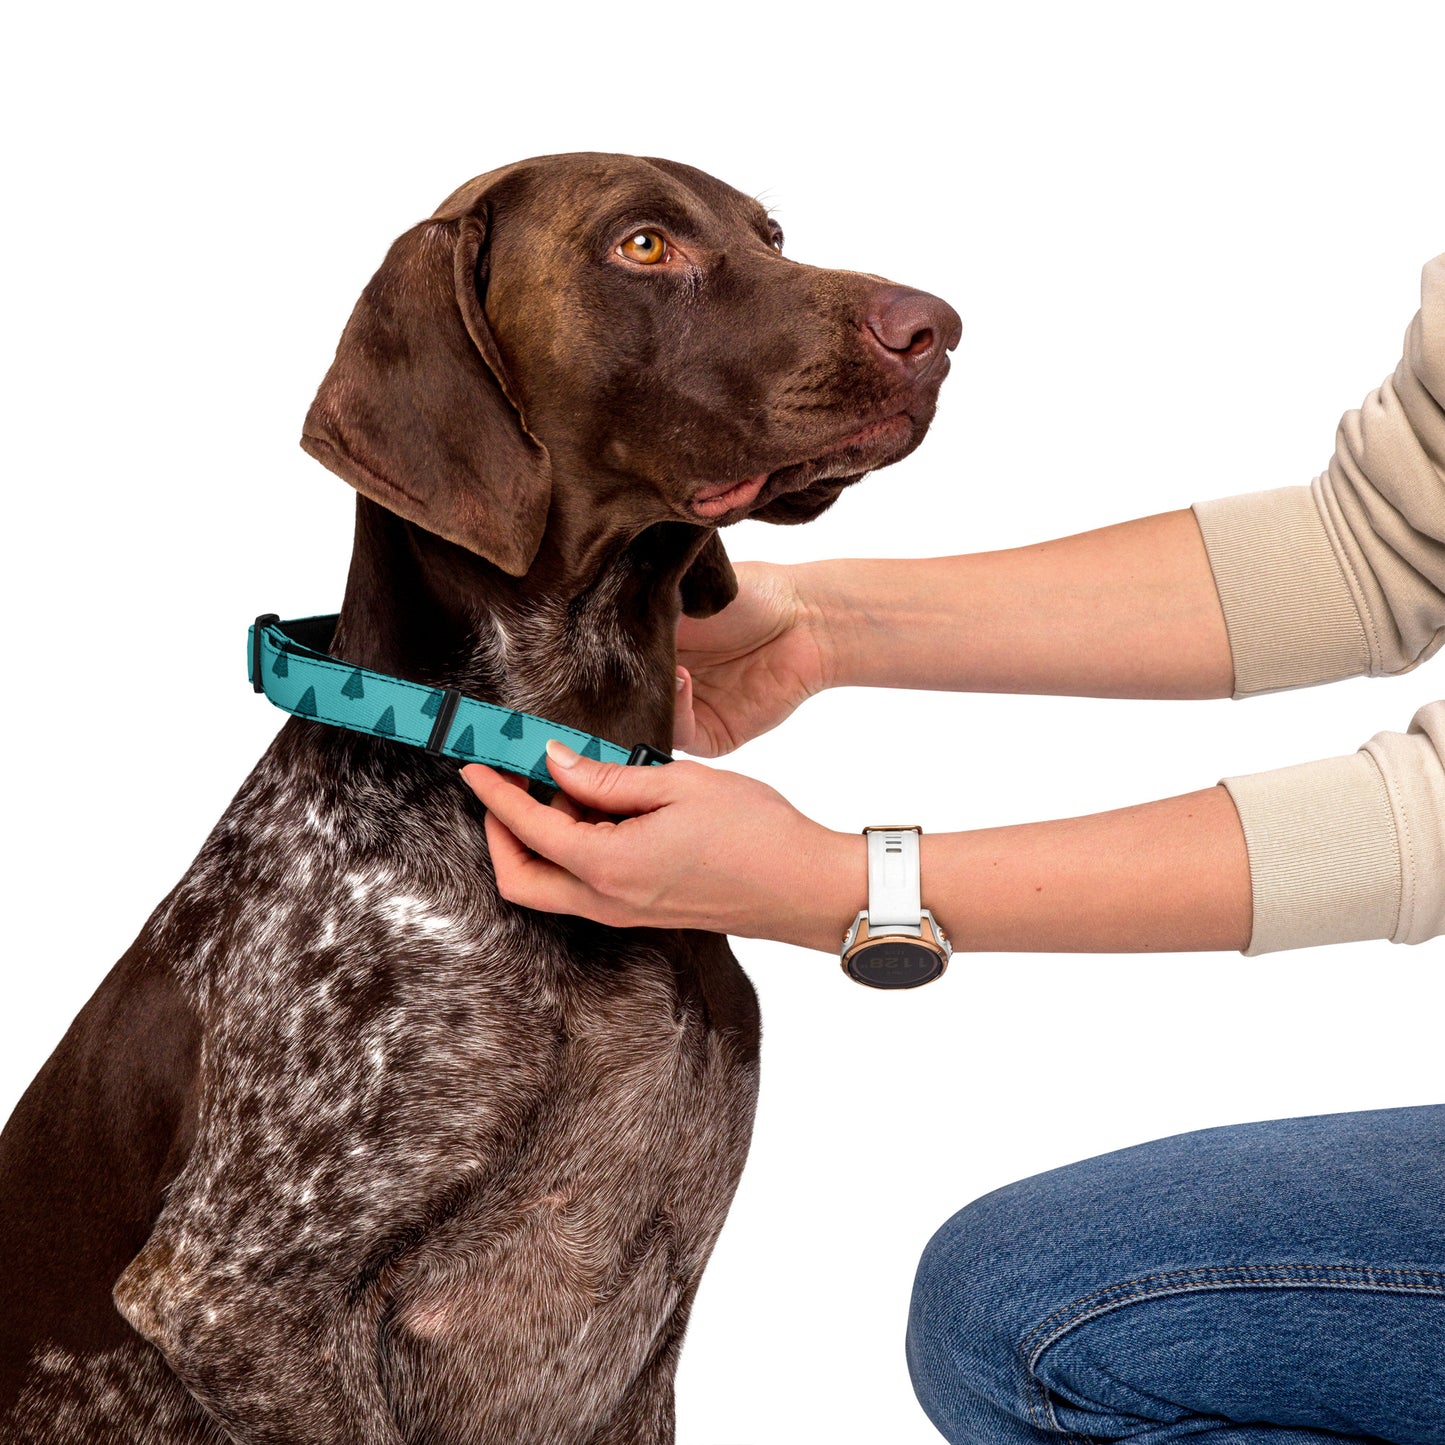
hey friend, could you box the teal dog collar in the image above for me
[248,613,671,786]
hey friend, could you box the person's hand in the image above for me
[674,560,834,756]
[458,740,861,950]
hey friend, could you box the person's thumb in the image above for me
[671,667,697,752]
[543,739,672,816]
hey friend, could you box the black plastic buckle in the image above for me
[252,613,280,693]
[626,743,673,767]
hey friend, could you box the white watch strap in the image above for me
[865,827,923,936]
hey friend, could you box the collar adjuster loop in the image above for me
[425,688,462,755]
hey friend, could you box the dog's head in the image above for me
[302,153,960,614]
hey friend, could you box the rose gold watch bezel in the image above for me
[840,913,950,986]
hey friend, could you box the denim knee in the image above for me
[906,1189,1056,1445]
[904,1107,1445,1445]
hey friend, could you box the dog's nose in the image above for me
[865,287,963,371]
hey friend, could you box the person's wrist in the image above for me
[790,559,851,694]
[794,556,954,692]
[734,820,855,953]
[748,824,865,953]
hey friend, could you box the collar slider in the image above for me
[425,689,462,754]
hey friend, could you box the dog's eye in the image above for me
[618,230,669,265]
[768,222,784,252]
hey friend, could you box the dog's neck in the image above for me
[329,497,684,756]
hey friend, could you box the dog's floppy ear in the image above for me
[679,530,738,618]
[300,210,551,577]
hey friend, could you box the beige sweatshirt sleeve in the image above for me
[1190,254,1445,955]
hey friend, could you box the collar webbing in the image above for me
[247,613,670,786]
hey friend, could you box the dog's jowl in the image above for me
[0,153,958,1444]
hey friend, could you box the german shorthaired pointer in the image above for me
[0,152,960,1443]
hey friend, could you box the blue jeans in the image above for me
[906,1105,1445,1443]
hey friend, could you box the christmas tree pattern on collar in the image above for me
[249,614,670,786]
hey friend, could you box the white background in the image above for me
[3,3,1442,1440]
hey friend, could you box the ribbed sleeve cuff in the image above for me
[1192,488,1370,697]
[1222,751,1402,955]
[1363,707,1445,945]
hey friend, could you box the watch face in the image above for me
[844,939,946,989]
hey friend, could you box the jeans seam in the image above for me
[1016,1263,1445,1436]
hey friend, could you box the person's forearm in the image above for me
[802,509,1235,700]
[799,783,1251,954]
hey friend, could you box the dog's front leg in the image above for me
[107,962,551,1445]
[582,1285,698,1445]
[114,1226,402,1445]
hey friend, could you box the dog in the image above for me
[0,152,959,1443]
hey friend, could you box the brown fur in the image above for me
[0,152,958,1443]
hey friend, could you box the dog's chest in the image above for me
[378,933,760,1440]
[158,735,760,1441]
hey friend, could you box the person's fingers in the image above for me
[542,740,679,814]
[547,786,590,823]
[671,667,697,752]
[460,761,601,871]
[482,802,537,875]
[681,701,735,759]
[482,809,622,919]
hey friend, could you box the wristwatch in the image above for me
[840,826,951,988]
